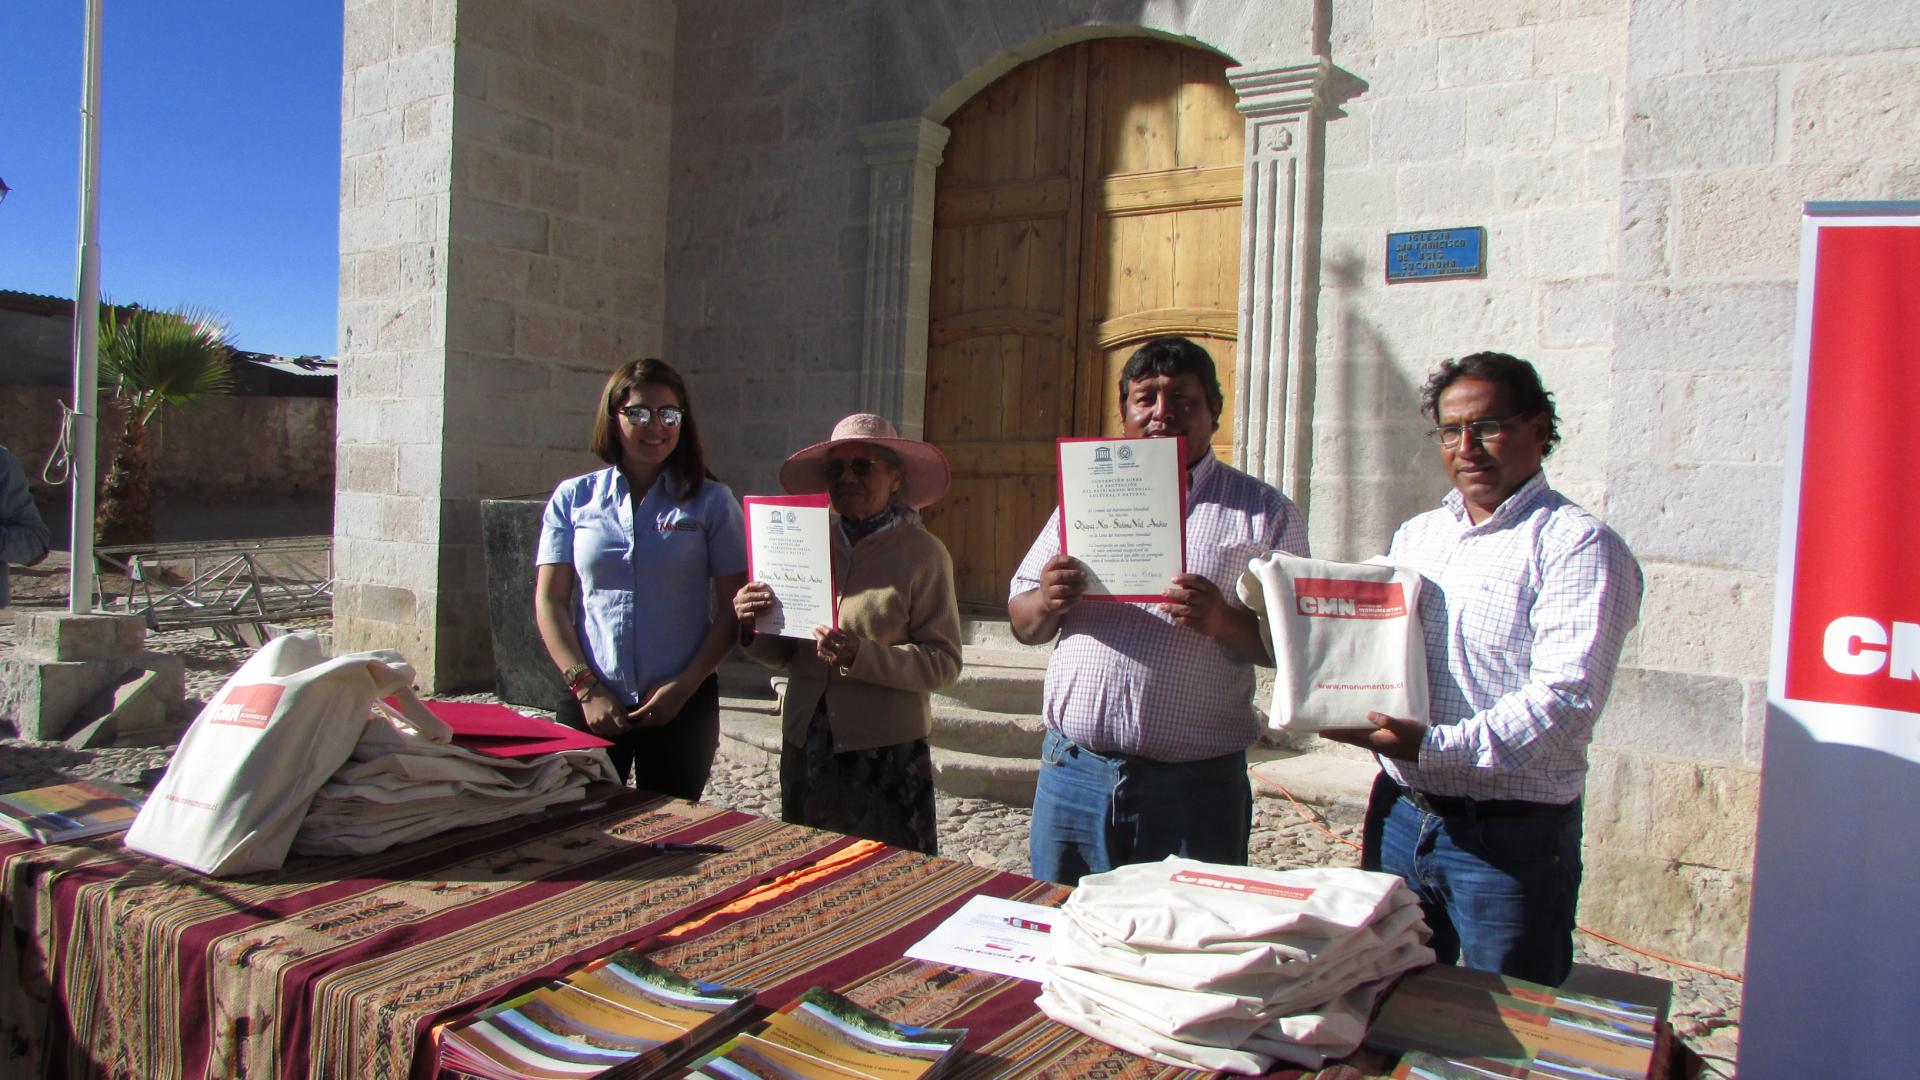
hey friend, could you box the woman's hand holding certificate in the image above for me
[1055,436,1188,601]
[742,494,836,640]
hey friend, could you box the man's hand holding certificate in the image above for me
[1055,436,1188,601]
[741,494,835,640]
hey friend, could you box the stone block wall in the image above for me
[663,0,878,499]
[1306,0,1920,971]
[334,0,1915,968]
[1583,0,1920,971]
[0,387,334,505]
[1313,0,1630,560]
[336,0,676,690]
[336,0,461,677]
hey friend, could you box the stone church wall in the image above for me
[338,0,1920,968]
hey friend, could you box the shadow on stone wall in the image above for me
[1317,249,1448,559]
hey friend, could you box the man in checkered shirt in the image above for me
[1325,352,1643,987]
[1009,337,1309,886]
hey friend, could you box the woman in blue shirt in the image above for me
[534,359,747,799]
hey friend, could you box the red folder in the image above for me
[410,699,614,758]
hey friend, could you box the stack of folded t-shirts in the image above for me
[291,707,619,856]
[1037,858,1434,1075]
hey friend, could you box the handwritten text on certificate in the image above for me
[1057,436,1187,601]
[744,494,835,639]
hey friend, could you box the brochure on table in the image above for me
[904,895,1057,982]
[0,778,146,844]
[744,493,836,640]
[435,948,755,1080]
[1055,436,1187,601]
[685,986,966,1080]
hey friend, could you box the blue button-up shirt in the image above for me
[537,467,747,704]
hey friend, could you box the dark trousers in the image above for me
[779,702,939,856]
[556,673,720,801]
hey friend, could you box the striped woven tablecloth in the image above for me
[0,792,1393,1079]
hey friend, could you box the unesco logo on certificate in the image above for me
[1091,445,1115,475]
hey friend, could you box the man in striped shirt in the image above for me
[1325,352,1643,986]
[1009,337,1309,885]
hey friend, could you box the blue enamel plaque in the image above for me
[1386,227,1486,282]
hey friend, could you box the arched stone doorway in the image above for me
[919,38,1246,610]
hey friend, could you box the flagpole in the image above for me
[68,0,104,614]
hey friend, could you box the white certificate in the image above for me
[1056,436,1188,601]
[743,494,835,640]
[903,894,1058,982]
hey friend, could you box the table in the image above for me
[0,791,1393,1079]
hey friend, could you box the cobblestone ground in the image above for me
[0,586,1740,1076]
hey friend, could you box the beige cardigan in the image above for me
[745,519,963,753]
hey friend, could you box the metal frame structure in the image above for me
[92,534,333,642]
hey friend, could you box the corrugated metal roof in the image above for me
[231,350,338,377]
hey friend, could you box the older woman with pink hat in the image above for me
[732,413,962,855]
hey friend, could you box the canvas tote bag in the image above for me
[124,632,449,876]
[1238,552,1430,733]
[291,701,617,856]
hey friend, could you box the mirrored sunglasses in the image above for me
[615,405,685,427]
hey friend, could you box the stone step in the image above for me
[719,693,780,719]
[928,702,1045,759]
[933,647,1047,714]
[718,656,778,700]
[932,747,1038,806]
[717,708,781,767]
[722,705,1377,822]
[717,704,1040,807]
[726,643,1045,716]
[959,614,1050,653]
[1247,746,1379,825]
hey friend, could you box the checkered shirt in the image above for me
[1383,471,1643,804]
[1010,452,1309,762]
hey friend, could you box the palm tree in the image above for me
[95,304,235,546]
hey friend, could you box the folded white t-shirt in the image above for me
[1039,967,1417,1074]
[1051,887,1427,995]
[1063,860,1412,951]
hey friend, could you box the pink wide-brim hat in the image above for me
[778,413,952,510]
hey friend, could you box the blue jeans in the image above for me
[1029,728,1252,886]
[1362,772,1583,986]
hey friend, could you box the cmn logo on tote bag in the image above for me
[1238,552,1430,733]
[123,632,447,876]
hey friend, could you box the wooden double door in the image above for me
[922,38,1246,610]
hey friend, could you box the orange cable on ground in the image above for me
[1268,781,1745,984]
[1574,925,1744,983]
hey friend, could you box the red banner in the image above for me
[1781,225,1920,714]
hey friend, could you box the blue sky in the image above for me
[0,2,343,357]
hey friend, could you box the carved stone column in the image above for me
[1228,61,1327,506]
[857,118,950,439]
